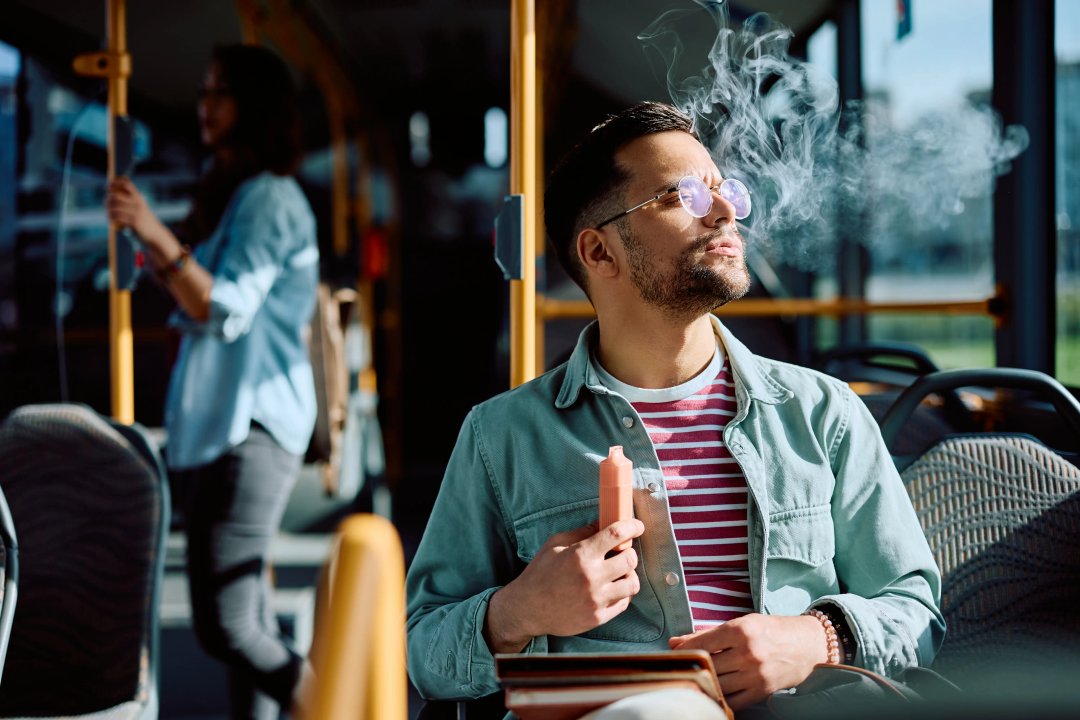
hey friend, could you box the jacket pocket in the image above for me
[767,504,835,565]
[514,498,599,562]
[513,500,664,643]
[763,504,838,612]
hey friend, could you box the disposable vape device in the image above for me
[599,445,634,551]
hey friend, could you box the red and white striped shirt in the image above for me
[596,348,753,631]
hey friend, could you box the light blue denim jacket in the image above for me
[164,172,319,469]
[406,318,944,700]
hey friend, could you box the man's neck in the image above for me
[595,311,717,389]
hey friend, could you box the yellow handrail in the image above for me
[509,0,537,387]
[73,0,134,423]
[536,295,999,321]
[304,514,407,720]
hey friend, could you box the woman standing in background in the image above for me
[106,44,318,720]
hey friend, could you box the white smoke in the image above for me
[638,2,1029,271]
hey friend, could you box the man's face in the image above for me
[611,131,750,318]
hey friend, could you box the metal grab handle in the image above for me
[880,368,1080,453]
[816,341,940,376]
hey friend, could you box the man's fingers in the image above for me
[709,648,745,676]
[601,566,640,603]
[601,545,638,581]
[723,689,754,712]
[668,625,734,654]
[597,596,631,624]
[548,523,598,548]
[588,519,644,554]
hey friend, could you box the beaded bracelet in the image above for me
[158,245,192,284]
[804,609,841,665]
[821,607,857,665]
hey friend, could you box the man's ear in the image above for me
[577,227,620,280]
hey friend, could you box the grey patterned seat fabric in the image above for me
[0,404,168,719]
[901,435,1080,680]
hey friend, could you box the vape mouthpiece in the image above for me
[600,446,632,486]
[599,445,634,551]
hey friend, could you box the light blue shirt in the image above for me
[164,172,319,470]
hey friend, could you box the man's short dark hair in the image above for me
[544,102,696,293]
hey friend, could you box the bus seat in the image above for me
[0,486,16,688]
[814,342,972,459]
[880,368,1080,471]
[0,403,170,720]
[879,369,1080,685]
[902,435,1080,682]
[301,513,406,720]
[815,341,942,385]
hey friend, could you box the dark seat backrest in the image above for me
[0,487,15,688]
[0,404,168,716]
[901,435,1080,679]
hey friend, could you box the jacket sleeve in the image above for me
[812,386,945,677]
[405,410,548,699]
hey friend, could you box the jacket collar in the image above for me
[555,316,792,409]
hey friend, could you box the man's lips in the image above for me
[701,231,743,257]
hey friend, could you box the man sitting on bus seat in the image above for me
[405,102,943,715]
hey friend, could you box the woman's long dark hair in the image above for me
[183,45,302,243]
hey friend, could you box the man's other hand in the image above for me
[668,613,828,710]
[483,519,645,654]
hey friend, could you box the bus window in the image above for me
[1057,0,1080,386]
[1,48,195,416]
[858,0,995,371]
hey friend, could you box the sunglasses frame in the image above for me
[595,175,751,229]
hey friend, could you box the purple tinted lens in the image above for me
[720,178,751,220]
[677,176,713,217]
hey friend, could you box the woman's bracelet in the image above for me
[157,245,192,283]
[804,609,842,665]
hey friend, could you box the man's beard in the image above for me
[620,224,751,319]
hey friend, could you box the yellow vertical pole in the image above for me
[533,6,546,375]
[107,0,134,423]
[237,11,257,44]
[510,0,537,387]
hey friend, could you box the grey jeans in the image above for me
[182,423,303,720]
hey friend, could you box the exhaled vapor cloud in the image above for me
[638,2,1029,271]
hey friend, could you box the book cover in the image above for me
[495,650,732,720]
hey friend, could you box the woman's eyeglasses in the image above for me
[596,175,751,229]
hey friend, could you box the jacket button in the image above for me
[665,572,680,586]
[621,416,634,429]
[647,481,661,493]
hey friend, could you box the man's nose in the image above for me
[703,190,738,228]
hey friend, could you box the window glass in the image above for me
[807,20,837,82]
[1,50,196,417]
[860,0,995,369]
[806,21,840,352]
[0,41,17,335]
[1057,0,1080,386]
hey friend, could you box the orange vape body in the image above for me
[599,445,634,551]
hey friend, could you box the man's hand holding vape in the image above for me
[483,519,645,654]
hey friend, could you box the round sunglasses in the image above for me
[596,175,751,229]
